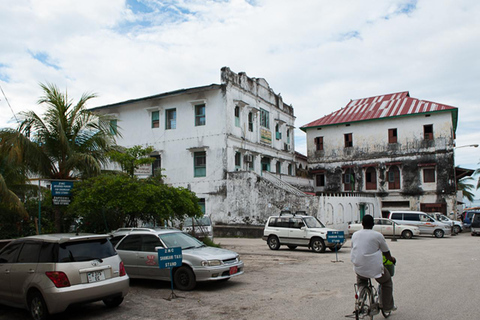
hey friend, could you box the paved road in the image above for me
[1,231,479,320]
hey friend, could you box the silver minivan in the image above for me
[0,234,129,320]
[388,211,451,238]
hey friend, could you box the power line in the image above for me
[0,84,19,123]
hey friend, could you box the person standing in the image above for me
[350,215,396,312]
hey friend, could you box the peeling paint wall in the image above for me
[208,171,381,233]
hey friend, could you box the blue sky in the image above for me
[0,0,479,203]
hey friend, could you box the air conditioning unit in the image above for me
[244,154,253,162]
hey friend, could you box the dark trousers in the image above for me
[356,269,394,311]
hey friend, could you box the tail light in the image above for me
[119,261,126,277]
[46,271,71,288]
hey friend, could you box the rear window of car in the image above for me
[58,239,116,262]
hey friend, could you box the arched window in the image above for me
[343,168,355,192]
[387,165,401,189]
[365,167,377,190]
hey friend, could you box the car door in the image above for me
[373,219,386,235]
[136,235,169,279]
[116,235,143,277]
[288,217,308,245]
[9,241,41,305]
[378,219,395,236]
[0,242,22,303]
[419,214,436,234]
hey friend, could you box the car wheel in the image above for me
[401,230,413,239]
[29,291,48,320]
[310,238,326,253]
[453,225,461,234]
[287,245,297,250]
[434,229,444,238]
[174,266,196,291]
[267,236,280,250]
[103,296,124,308]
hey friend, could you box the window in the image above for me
[141,235,163,252]
[260,108,269,129]
[248,112,254,132]
[235,151,241,170]
[166,109,176,129]
[109,119,118,135]
[423,168,436,183]
[276,161,281,174]
[424,124,433,140]
[152,155,161,177]
[151,111,159,128]
[195,104,205,126]
[316,174,325,187]
[18,242,42,263]
[275,124,281,140]
[288,164,292,176]
[287,129,290,144]
[198,198,206,214]
[344,133,353,148]
[194,151,206,177]
[234,106,240,127]
[388,165,401,189]
[0,243,22,263]
[365,167,377,190]
[314,137,324,151]
[343,168,355,191]
[117,235,142,251]
[388,128,397,144]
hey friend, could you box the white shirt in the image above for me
[350,229,390,279]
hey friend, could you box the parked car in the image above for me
[388,211,451,238]
[182,216,214,240]
[471,213,480,236]
[461,209,480,228]
[109,228,243,291]
[430,213,463,234]
[0,234,129,320]
[348,218,420,239]
[262,211,346,253]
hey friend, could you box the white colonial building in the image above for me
[91,67,313,226]
[301,91,458,218]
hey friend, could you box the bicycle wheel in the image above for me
[357,287,374,320]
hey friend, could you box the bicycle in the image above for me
[351,278,391,320]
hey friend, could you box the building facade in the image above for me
[301,91,458,218]
[91,67,302,224]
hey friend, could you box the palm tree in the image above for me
[0,83,118,231]
[458,176,476,203]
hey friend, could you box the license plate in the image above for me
[87,270,106,283]
[229,266,238,275]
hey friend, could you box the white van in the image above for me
[388,211,451,238]
[182,216,214,240]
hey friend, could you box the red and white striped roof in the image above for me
[301,91,458,130]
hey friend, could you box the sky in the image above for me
[1,0,479,203]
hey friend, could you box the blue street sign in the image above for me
[51,181,74,196]
[158,247,182,269]
[327,231,345,243]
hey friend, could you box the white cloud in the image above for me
[0,0,479,170]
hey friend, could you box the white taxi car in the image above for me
[348,218,420,239]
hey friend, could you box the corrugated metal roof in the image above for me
[301,91,458,131]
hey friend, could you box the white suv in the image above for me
[262,211,346,253]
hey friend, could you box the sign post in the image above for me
[327,231,345,263]
[158,247,183,300]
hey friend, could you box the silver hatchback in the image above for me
[0,234,129,320]
[110,228,244,291]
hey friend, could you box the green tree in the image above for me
[458,176,476,203]
[68,174,202,233]
[109,145,156,177]
[0,83,118,231]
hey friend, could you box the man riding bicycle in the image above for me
[350,215,396,313]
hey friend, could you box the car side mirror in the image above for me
[300,226,306,230]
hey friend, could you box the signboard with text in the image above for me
[51,181,74,206]
[158,247,182,269]
[327,231,345,243]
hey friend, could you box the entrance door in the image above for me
[359,204,366,221]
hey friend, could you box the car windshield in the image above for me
[159,232,205,249]
[303,216,325,228]
[183,216,211,227]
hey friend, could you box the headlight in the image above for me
[201,260,222,267]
